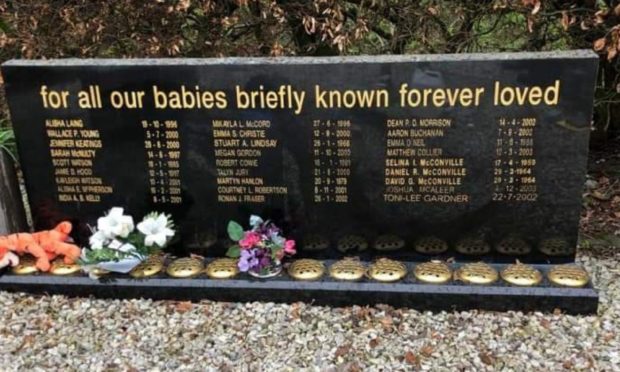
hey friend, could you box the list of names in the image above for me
[47,118,113,203]
[383,118,469,203]
[44,116,541,208]
[212,119,288,203]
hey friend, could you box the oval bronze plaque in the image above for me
[166,257,204,278]
[288,259,325,281]
[302,235,329,251]
[547,265,589,287]
[367,258,407,282]
[455,238,491,255]
[538,238,574,257]
[91,267,110,277]
[414,237,448,255]
[501,263,542,286]
[329,258,365,281]
[414,261,452,284]
[495,236,531,256]
[50,260,81,276]
[11,255,38,275]
[130,255,165,278]
[454,262,498,284]
[205,258,239,279]
[373,235,405,252]
[337,235,368,253]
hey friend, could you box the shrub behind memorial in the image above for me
[0,0,618,144]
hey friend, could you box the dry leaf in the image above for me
[608,46,618,61]
[480,352,496,365]
[380,316,393,330]
[404,351,417,365]
[561,11,569,31]
[522,0,541,14]
[594,37,607,52]
[369,338,380,348]
[335,343,352,358]
[290,302,302,319]
[420,345,434,357]
[174,301,192,313]
[595,9,609,23]
[604,332,615,342]
[593,190,611,201]
[581,20,590,31]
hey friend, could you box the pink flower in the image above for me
[284,240,296,255]
[239,231,261,249]
[275,249,285,260]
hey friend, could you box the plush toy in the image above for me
[0,247,19,269]
[0,221,81,271]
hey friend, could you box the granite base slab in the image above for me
[0,263,598,315]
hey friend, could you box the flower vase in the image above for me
[248,261,282,279]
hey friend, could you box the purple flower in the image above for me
[238,249,259,272]
[259,255,271,268]
[266,225,281,237]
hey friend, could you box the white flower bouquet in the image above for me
[80,207,175,275]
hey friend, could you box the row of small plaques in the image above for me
[288,259,589,288]
[11,255,590,288]
[303,235,575,256]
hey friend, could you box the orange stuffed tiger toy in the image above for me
[0,221,82,271]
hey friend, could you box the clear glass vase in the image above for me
[248,261,282,279]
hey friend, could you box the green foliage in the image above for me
[80,246,139,264]
[227,221,244,242]
[0,1,618,143]
[226,245,241,258]
[0,18,10,34]
[0,122,17,162]
[79,232,164,266]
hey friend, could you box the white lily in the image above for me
[89,230,108,250]
[98,207,134,239]
[137,214,175,247]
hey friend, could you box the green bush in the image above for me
[0,122,16,161]
[0,0,618,145]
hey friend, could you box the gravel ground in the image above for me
[0,246,617,371]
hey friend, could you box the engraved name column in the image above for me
[47,118,113,203]
[212,119,288,203]
[383,118,469,204]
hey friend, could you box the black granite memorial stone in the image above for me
[0,52,600,313]
[2,51,598,264]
